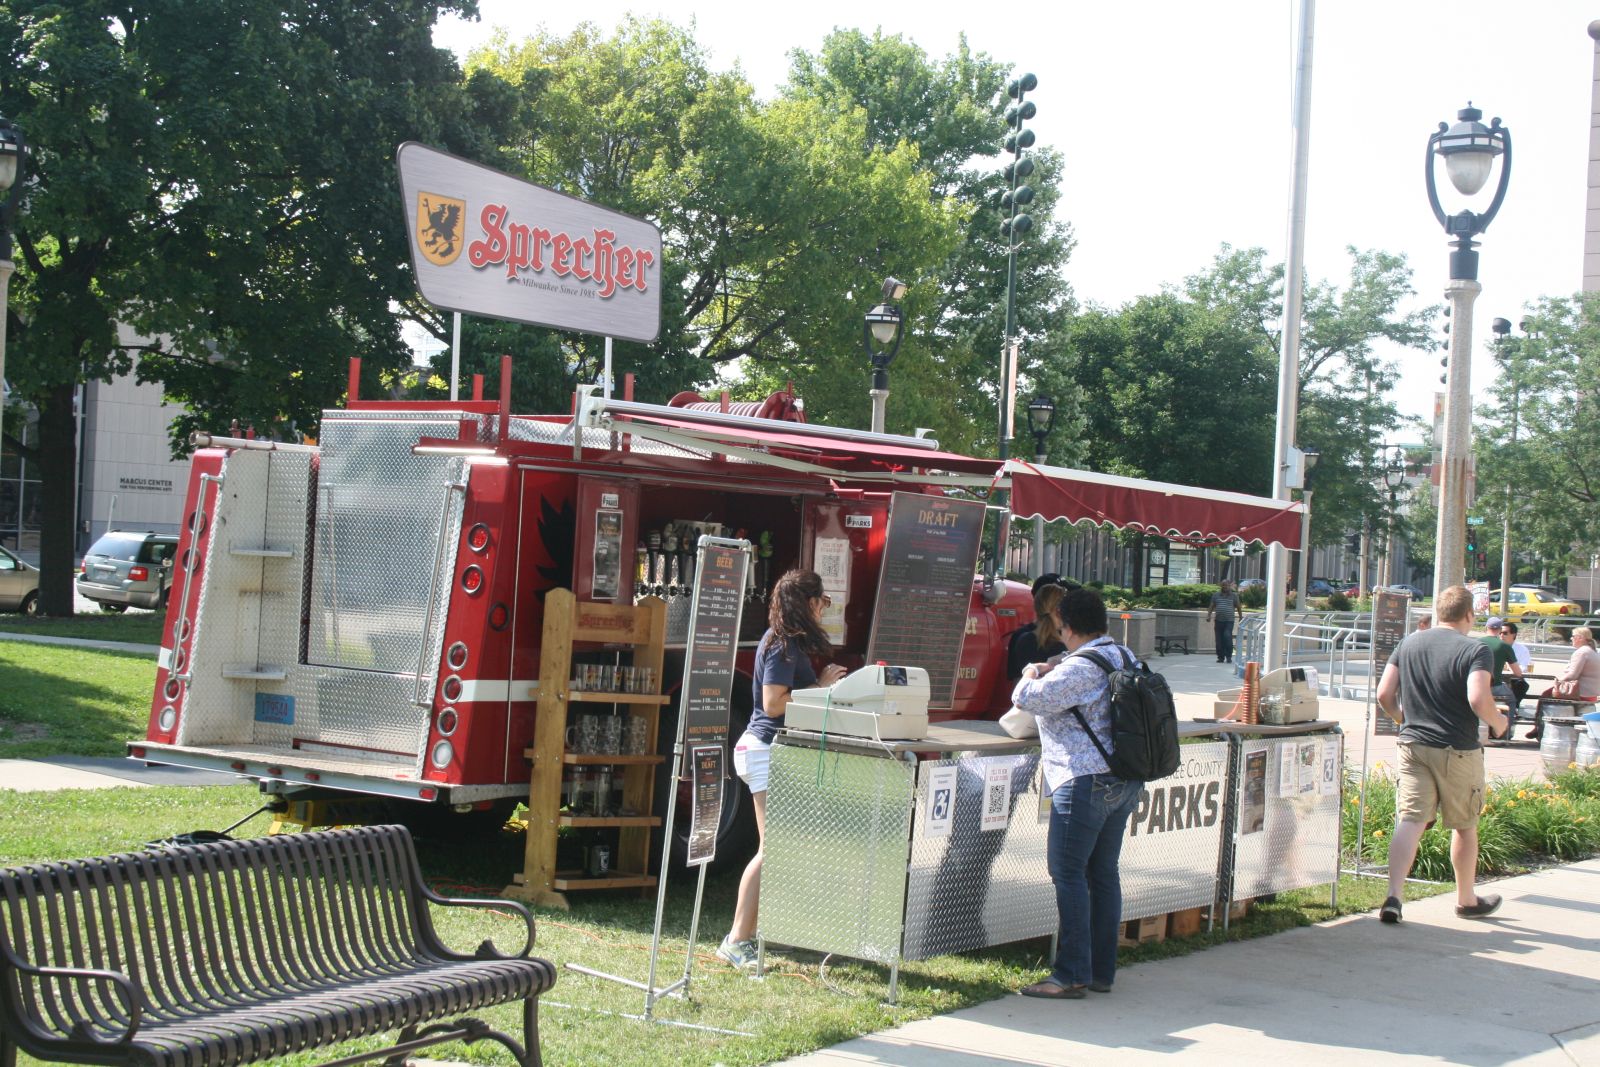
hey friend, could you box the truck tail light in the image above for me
[461,565,484,594]
[129,566,149,581]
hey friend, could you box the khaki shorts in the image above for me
[1396,741,1485,831]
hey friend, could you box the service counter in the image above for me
[759,718,1343,1001]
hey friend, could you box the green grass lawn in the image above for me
[0,785,1446,1067]
[0,610,165,645]
[0,641,156,757]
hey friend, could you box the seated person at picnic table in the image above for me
[1534,626,1600,728]
[1479,617,1525,722]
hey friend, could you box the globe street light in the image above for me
[1025,394,1056,577]
[862,275,906,434]
[0,115,28,413]
[1425,103,1511,600]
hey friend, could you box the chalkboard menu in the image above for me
[866,492,987,709]
[1371,590,1411,736]
[675,537,750,867]
[679,537,751,749]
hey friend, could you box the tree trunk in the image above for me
[36,382,79,616]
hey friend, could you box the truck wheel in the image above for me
[21,593,37,617]
[652,679,758,872]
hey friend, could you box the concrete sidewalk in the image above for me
[0,629,160,655]
[781,858,1600,1066]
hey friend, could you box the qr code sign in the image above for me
[986,783,1005,817]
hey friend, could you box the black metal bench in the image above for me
[0,825,556,1067]
[1155,634,1189,655]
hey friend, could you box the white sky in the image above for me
[432,1,1596,428]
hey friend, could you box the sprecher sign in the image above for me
[396,142,662,343]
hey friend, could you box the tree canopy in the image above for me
[1472,293,1600,582]
[1,0,491,611]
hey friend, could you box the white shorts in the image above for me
[733,732,771,794]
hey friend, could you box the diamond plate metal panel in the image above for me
[308,414,467,675]
[1119,740,1230,919]
[761,741,916,963]
[178,449,275,747]
[1229,733,1343,900]
[904,754,1051,959]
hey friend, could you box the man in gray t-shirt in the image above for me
[1206,580,1241,664]
[1375,585,1506,926]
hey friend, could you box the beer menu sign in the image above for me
[396,142,662,343]
[866,492,987,708]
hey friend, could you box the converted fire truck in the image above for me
[134,358,1029,863]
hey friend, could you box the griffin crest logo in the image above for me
[417,191,465,266]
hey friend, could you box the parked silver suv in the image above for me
[76,532,178,612]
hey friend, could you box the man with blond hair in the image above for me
[1375,585,1508,924]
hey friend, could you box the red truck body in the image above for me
[135,381,1030,841]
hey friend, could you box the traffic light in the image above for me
[1346,533,1361,555]
[1466,533,1477,553]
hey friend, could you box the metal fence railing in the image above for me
[1237,610,1597,700]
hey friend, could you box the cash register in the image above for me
[784,663,931,740]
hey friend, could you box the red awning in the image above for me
[620,412,1005,478]
[1006,461,1304,549]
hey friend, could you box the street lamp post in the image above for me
[1382,447,1407,590]
[862,276,907,434]
[1491,316,1516,615]
[0,115,29,416]
[1425,103,1511,600]
[1025,395,1056,577]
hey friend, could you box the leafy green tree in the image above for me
[451,19,964,421]
[771,30,1077,456]
[1473,294,1600,580]
[2,0,493,613]
[1182,246,1434,544]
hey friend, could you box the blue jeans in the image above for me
[1214,620,1235,662]
[1047,773,1143,987]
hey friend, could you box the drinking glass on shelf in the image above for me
[625,717,650,755]
[600,714,623,755]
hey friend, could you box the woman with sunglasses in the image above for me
[717,569,846,969]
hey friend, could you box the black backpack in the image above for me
[1067,646,1181,782]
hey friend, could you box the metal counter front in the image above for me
[760,719,1343,999]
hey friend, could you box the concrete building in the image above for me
[0,326,187,558]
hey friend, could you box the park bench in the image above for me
[0,825,556,1067]
[1155,634,1189,655]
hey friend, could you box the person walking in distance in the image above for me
[1375,585,1508,924]
[1207,580,1241,664]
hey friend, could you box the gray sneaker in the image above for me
[716,934,758,969]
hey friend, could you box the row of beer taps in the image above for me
[632,523,774,605]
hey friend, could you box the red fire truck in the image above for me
[133,358,1029,859]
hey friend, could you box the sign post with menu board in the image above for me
[866,493,988,709]
[584,537,750,1027]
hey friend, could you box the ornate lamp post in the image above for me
[1425,103,1511,599]
[0,115,28,412]
[1381,447,1408,590]
[1025,394,1056,577]
[862,276,906,434]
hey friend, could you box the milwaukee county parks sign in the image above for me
[396,142,662,343]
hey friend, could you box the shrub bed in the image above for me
[1343,767,1600,881]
